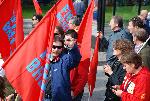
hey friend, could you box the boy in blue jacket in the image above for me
[45,30,81,101]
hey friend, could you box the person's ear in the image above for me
[115,23,119,27]
[37,19,40,22]
[130,63,135,69]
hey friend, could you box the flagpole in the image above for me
[38,16,52,100]
[137,35,150,54]
[39,7,56,100]
[88,86,91,101]
[88,93,90,101]
[39,53,51,101]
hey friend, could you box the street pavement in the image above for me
[81,66,107,101]
[23,19,110,101]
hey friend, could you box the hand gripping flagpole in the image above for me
[39,10,56,101]
[39,53,52,101]
[38,26,52,100]
[137,35,150,54]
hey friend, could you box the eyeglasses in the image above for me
[64,39,74,42]
[52,45,63,49]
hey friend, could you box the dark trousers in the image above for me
[104,97,121,101]
[72,90,84,101]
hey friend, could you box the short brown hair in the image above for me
[55,26,64,35]
[65,29,78,39]
[53,35,64,47]
[113,39,134,54]
[112,16,123,28]
[120,52,142,69]
[133,28,149,42]
[129,16,144,28]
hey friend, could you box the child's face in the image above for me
[52,41,63,57]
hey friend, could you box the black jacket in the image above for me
[105,55,126,101]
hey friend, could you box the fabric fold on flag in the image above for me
[0,0,24,60]
[16,0,24,47]
[70,0,95,96]
[33,0,42,15]
[0,0,4,5]
[88,36,100,96]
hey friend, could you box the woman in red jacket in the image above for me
[113,52,150,101]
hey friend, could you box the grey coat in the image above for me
[139,44,150,70]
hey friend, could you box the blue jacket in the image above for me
[99,28,132,61]
[145,19,150,34]
[50,44,81,101]
[73,1,85,17]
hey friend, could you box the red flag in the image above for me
[0,0,24,60]
[0,0,4,5]
[56,0,76,31]
[16,0,24,47]
[70,0,95,96]
[3,0,76,100]
[33,0,42,15]
[88,36,100,96]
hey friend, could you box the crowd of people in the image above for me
[0,0,150,100]
[99,9,150,101]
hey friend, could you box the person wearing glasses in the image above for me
[44,32,81,101]
[32,14,43,28]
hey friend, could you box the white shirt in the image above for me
[134,43,143,53]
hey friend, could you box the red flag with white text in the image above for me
[33,0,42,15]
[2,0,76,100]
[56,0,76,31]
[0,0,24,60]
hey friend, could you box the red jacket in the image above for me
[120,67,150,101]
[70,61,89,96]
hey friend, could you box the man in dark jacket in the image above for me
[44,32,81,101]
[73,0,85,20]
[68,19,86,101]
[99,16,132,62]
